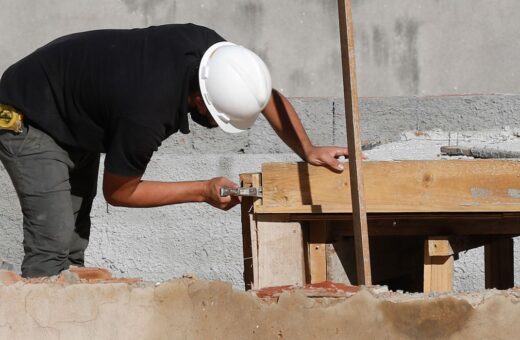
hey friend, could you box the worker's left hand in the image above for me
[305,146,349,172]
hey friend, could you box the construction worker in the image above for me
[0,24,348,278]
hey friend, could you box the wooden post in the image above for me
[256,215,306,288]
[240,173,261,290]
[307,221,328,284]
[485,238,514,290]
[423,237,454,292]
[337,0,372,285]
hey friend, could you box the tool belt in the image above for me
[0,104,24,134]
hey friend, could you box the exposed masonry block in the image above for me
[333,94,520,146]
[162,95,520,154]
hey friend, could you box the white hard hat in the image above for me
[198,42,272,133]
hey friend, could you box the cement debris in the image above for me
[441,145,520,159]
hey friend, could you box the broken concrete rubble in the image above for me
[1,268,520,339]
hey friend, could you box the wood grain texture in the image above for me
[423,238,454,292]
[428,237,454,256]
[337,0,372,286]
[256,216,306,289]
[307,221,328,284]
[260,161,520,213]
[240,173,262,290]
[240,173,254,290]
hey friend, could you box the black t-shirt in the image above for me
[0,23,225,176]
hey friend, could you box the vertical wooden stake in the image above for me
[423,237,454,293]
[307,221,328,284]
[240,173,261,290]
[337,0,372,285]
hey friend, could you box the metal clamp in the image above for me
[219,186,263,198]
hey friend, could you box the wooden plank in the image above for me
[256,215,306,289]
[307,221,328,284]
[428,237,454,256]
[423,238,454,292]
[485,238,514,290]
[240,173,262,290]
[260,160,520,213]
[240,173,255,290]
[250,174,262,289]
[337,0,372,286]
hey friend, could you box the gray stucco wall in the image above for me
[0,0,519,97]
[2,95,520,291]
[1,1,519,291]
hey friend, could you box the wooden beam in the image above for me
[239,173,261,290]
[485,238,514,290]
[427,237,454,257]
[423,237,454,292]
[255,215,306,289]
[307,221,328,284]
[333,0,372,285]
[259,161,520,214]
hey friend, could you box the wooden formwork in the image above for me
[240,160,520,292]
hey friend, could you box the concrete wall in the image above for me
[0,0,519,97]
[1,95,520,291]
[1,0,519,291]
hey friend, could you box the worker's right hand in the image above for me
[204,177,241,210]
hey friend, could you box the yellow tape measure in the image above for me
[0,104,23,133]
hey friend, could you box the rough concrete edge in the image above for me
[3,276,520,310]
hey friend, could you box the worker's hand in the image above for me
[204,177,241,211]
[305,146,349,172]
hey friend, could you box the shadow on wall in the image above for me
[394,17,420,95]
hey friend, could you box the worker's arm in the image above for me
[262,89,348,172]
[102,171,240,210]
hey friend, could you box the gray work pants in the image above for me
[0,124,99,278]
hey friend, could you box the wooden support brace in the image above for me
[307,221,328,284]
[337,0,372,286]
[256,215,306,289]
[485,238,514,290]
[423,237,454,293]
[240,173,261,290]
[428,237,454,257]
[241,173,310,290]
